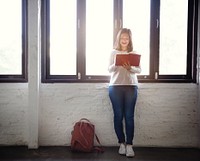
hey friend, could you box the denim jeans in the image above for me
[109,85,138,145]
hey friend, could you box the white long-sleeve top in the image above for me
[108,49,141,86]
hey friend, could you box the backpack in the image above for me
[70,118,104,153]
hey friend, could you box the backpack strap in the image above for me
[94,133,104,153]
[79,118,92,124]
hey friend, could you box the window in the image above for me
[123,0,150,76]
[49,0,76,75]
[42,0,198,83]
[159,0,188,75]
[86,0,113,76]
[0,0,27,82]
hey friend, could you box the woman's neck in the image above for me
[121,47,127,52]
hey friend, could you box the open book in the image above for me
[115,53,141,66]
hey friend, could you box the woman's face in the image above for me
[120,33,130,50]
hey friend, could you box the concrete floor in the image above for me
[0,146,200,161]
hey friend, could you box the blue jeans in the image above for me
[109,85,138,145]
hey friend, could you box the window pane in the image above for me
[86,0,113,76]
[0,0,22,74]
[50,0,76,75]
[160,0,188,75]
[123,0,150,75]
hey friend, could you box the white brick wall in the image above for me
[0,83,199,148]
[197,0,200,148]
[0,84,28,145]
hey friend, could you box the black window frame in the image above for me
[41,0,198,83]
[0,0,28,83]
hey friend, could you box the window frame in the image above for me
[0,0,28,83]
[142,0,198,83]
[41,0,198,83]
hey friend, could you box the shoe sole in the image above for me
[126,154,135,158]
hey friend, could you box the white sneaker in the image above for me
[118,143,126,155]
[126,145,135,157]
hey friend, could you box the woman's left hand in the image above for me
[123,62,131,70]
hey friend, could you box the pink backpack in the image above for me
[71,118,104,153]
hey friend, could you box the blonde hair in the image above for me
[114,28,133,52]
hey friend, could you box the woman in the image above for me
[108,28,141,157]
